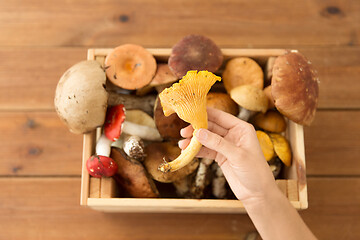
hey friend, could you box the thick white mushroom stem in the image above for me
[158,136,202,173]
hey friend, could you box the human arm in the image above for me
[179,107,316,240]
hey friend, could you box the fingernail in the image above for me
[180,128,185,136]
[195,129,208,140]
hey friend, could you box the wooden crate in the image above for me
[80,48,308,213]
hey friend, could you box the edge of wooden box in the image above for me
[80,48,307,212]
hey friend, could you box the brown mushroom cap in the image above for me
[136,64,178,96]
[105,44,157,90]
[154,96,188,140]
[253,110,287,133]
[230,85,268,113]
[111,148,159,198]
[152,64,178,86]
[223,57,264,93]
[168,35,223,78]
[206,92,239,116]
[143,142,199,183]
[272,52,319,126]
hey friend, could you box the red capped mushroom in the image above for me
[104,104,126,141]
[86,155,118,178]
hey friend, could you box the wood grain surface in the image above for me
[1,47,359,110]
[0,0,358,47]
[1,177,358,240]
[1,0,359,238]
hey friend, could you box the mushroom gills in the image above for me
[158,70,221,172]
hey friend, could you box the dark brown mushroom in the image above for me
[154,96,188,140]
[272,52,319,126]
[168,35,223,78]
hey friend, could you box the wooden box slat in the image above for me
[80,48,308,213]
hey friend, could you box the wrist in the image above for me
[242,181,283,212]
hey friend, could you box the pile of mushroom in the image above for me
[54,34,319,199]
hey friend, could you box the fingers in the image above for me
[195,128,237,158]
[180,121,228,138]
[180,125,194,138]
[178,138,216,159]
[207,107,249,130]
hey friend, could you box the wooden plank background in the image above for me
[0,0,359,239]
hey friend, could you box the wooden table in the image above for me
[1,0,359,239]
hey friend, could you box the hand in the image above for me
[179,107,277,205]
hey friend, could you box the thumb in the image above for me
[195,128,235,157]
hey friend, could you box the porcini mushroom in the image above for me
[136,64,178,96]
[272,52,319,126]
[154,97,188,140]
[111,148,159,198]
[222,57,264,93]
[104,104,126,141]
[206,92,239,116]
[256,130,275,161]
[269,133,292,167]
[168,35,223,78]
[54,60,108,134]
[158,70,221,172]
[230,85,268,113]
[143,142,199,183]
[104,44,157,90]
[253,110,287,133]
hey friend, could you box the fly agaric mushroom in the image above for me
[168,35,223,78]
[222,57,264,93]
[54,60,108,134]
[86,154,118,178]
[104,104,126,141]
[111,148,159,198]
[143,142,199,183]
[104,44,157,90]
[136,64,178,96]
[158,70,221,172]
[154,97,188,140]
[206,93,239,116]
[253,110,287,133]
[269,133,292,167]
[123,135,146,162]
[256,130,275,161]
[86,132,118,178]
[86,105,126,177]
[230,85,268,113]
[272,52,319,126]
